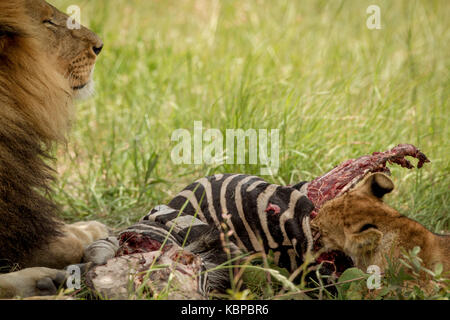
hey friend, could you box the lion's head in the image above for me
[0,0,102,268]
[311,173,449,273]
[24,0,103,95]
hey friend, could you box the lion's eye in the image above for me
[358,224,378,232]
[43,19,57,27]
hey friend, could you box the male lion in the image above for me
[311,173,449,275]
[0,0,109,298]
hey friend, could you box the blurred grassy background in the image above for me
[51,0,449,232]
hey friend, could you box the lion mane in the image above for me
[0,1,72,268]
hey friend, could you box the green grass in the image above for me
[50,0,449,299]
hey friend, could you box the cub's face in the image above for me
[311,173,401,270]
[25,0,103,97]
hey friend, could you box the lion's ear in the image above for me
[0,28,6,53]
[0,26,14,53]
[0,24,23,52]
[356,172,394,199]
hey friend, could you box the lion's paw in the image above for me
[0,267,68,299]
[25,221,111,269]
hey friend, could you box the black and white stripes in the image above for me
[84,174,316,297]
[167,174,315,272]
[140,205,213,246]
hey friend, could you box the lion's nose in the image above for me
[93,44,103,56]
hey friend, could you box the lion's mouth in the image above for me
[68,66,96,95]
[72,83,88,90]
[72,77,95,100]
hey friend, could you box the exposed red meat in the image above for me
[307,144,430,218]
[116,232,162,256]
[265,203,281,215]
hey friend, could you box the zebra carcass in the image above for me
[84,143,429,298]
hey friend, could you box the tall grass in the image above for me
[50,0,449,298]
[54,0,448,230]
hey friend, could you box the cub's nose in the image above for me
[93,44,103,56]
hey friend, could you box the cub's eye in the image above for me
[358,224,378,232]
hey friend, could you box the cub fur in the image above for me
[311,173,449,275]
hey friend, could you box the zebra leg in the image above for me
[141,204,215,245]
[83,237,120,266]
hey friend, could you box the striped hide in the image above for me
[166,174,315,272]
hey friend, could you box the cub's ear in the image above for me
[356,172,394,199]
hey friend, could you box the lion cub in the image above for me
[311,173,449,275]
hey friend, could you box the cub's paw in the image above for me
[0,267,68,299]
